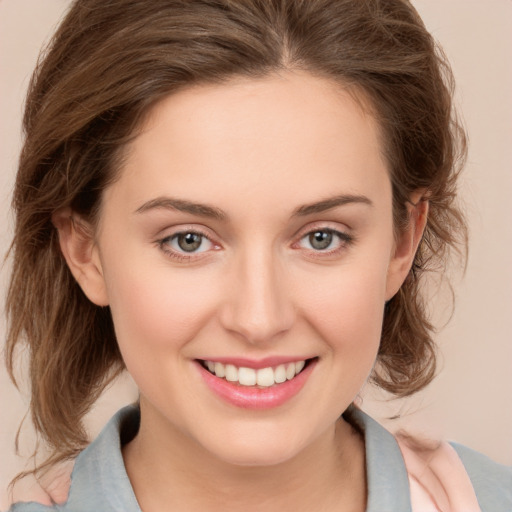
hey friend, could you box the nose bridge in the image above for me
[220,241,294,345]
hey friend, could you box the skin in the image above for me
[55,70,427,511]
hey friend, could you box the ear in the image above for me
[385,191,429,301]
[52,208,109,306]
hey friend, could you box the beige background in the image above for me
[1,0,511,507]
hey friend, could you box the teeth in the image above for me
[256,367,274,387]
[225,364,238,382]
[295,360,305,373]
[238,367,256,386]
[203,360,307,387]
[274,365,287,384]
[214,362,225,378]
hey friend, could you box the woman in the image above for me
[3,0,511,511]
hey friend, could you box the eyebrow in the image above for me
[134,194,373,220]
[135,197,228,220]
[292,194,373,216]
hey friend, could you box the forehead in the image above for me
[103,71,390,222]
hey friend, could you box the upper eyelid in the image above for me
[156,226,216,250]
[294,227,352,249]
[158,225,214,241]
[293,221,352,240]
[158,230,216,260]
[158,222,350,242]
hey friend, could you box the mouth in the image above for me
[198,358,316,388]
[195,357,317,409]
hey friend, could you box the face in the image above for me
[66,71,419,467]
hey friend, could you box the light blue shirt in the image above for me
[9,406,512,511]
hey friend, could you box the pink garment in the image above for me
[8,437,481,511]
[8,461,73,507]
[397,435,482,512]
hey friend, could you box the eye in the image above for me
[297,228,353,254]
[158,230,215,260]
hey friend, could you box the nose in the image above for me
[219,246,295,345]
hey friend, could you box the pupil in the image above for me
[310,231,332,250]
[178,233,202,252]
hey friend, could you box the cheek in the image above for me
[297,259,388,360]
[104,259,219,366]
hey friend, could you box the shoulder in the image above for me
[4,460,74,512]
[6,405,141,512]
[450,442,512,511]
[397,432,512,512]
[7,504,54,512]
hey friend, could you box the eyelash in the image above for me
[157,227,354,262]
[295,228,354,259]
[157,228,215,262]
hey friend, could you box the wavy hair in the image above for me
[5,0,467,476]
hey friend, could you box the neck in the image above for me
[123,404,366,512]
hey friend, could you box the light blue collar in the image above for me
[65,406,142,511]
[11,405,412,511]
[350,407,412,512]
[63,405,411,512]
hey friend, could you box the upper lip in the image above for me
[196,356,316,370]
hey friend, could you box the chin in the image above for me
[199,425,311,468]
[215,444,301,468]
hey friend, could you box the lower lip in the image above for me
[196,359,316,410]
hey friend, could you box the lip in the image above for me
[195,358,317,410]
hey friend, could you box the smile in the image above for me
[201,360,307,387]
[196,358,317,410]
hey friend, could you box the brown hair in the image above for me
[5,0,466,474]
